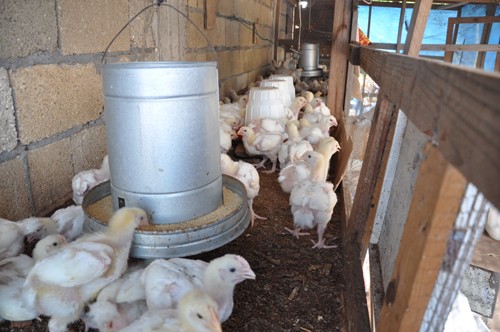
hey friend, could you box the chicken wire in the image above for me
[343,71,379,205]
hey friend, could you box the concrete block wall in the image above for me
[0,0,276,220]
[183,0,276,97]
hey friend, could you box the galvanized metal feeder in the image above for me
[83,61,250,259]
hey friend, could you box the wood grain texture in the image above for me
[377,143,467,331]
[403,0,432,56]
[471,233,500,273]
[326,0,353,122]
[204,0,216,30]
[353,44,500,209]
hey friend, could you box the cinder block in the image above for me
[243,49,253,72]
[11,63,103,144]
[235,73,249,93]
[225,20,240,48]
[232,50,245,75]
[207,17,226,48]
[0,68,17,153]
[238,23,253,48]
[70,124,108,174]
[0,157,32,220]
[218,0,234,16]
[187,0,204,9]
[28,139,73,216]
[59,0,130,55]
[0,0,57,58]
[186,11,206,49]
[217,51,232,80]
[129,0,156,49]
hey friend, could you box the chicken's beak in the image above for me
[243,268,256,281]
[206,307,223,332]
[139,215,150,227]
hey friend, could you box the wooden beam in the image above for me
[274,0,281,61]
[471,233,500,274]
[204,0,216,30]
[369,43,500,52]
[346,93,397,256]
[343,240,372,332]
[351,44,500,209]
[377,143,467,331]
[403,0,433,56]
[476,4,497,69]
[395,0,407,54]
[326,0,353,122]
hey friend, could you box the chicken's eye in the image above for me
[197,313,203,319]
[229,267,236,273]
[52,242,58,246]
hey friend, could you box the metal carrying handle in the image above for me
[101,1,218,64]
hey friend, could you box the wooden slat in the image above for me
[326,0,353,122]
[403,0,433,55]
[343,240,372,332]
[395,0,407,54]
[346,93,397,254]
[377,143,468,331]
[350,44,500,209]
[471,233,500,273]
[204,0,216,30]
[274,0,281,61]
[370,42,500,52]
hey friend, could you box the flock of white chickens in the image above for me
[0,73,342,331]
[219,76,341,250]
[1,67,498,331]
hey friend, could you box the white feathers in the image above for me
[0,217,55,260]
[221,153,265,226]
[22,207,148,332]
[140,254,255,323]
[72,155,110,205]
[485,206,500,241]
[50,205,85,242]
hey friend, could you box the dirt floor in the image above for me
[0,151,347,332]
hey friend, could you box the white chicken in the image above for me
[311,97,332,116]
[50,205,85,242]
[278,150,325,194]
[221,153,266,227]
[248,117,287,136]
[141,254,256,323]
[219,124,233,154]
[287,179,338,249]
[237,125,284,173]
[278,121,313,169]
[287,96,309,120]
[72,154,110,205]
[299,115,337,147]
[485,206,500,241]
[0,217,57,260]
[119,289,222,332]
[0,234,67,325]
[22,207,149,332]
[315,136,341,181]
[82,260,149,332]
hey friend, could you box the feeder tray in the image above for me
[82,175,250,259]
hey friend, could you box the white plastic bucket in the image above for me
[245,87,287,124]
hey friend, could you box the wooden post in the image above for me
[396,0,407,54]
[376,144,467,331]
[403,0,432,56]
[274,0,281,61]
[326,0,353,123]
